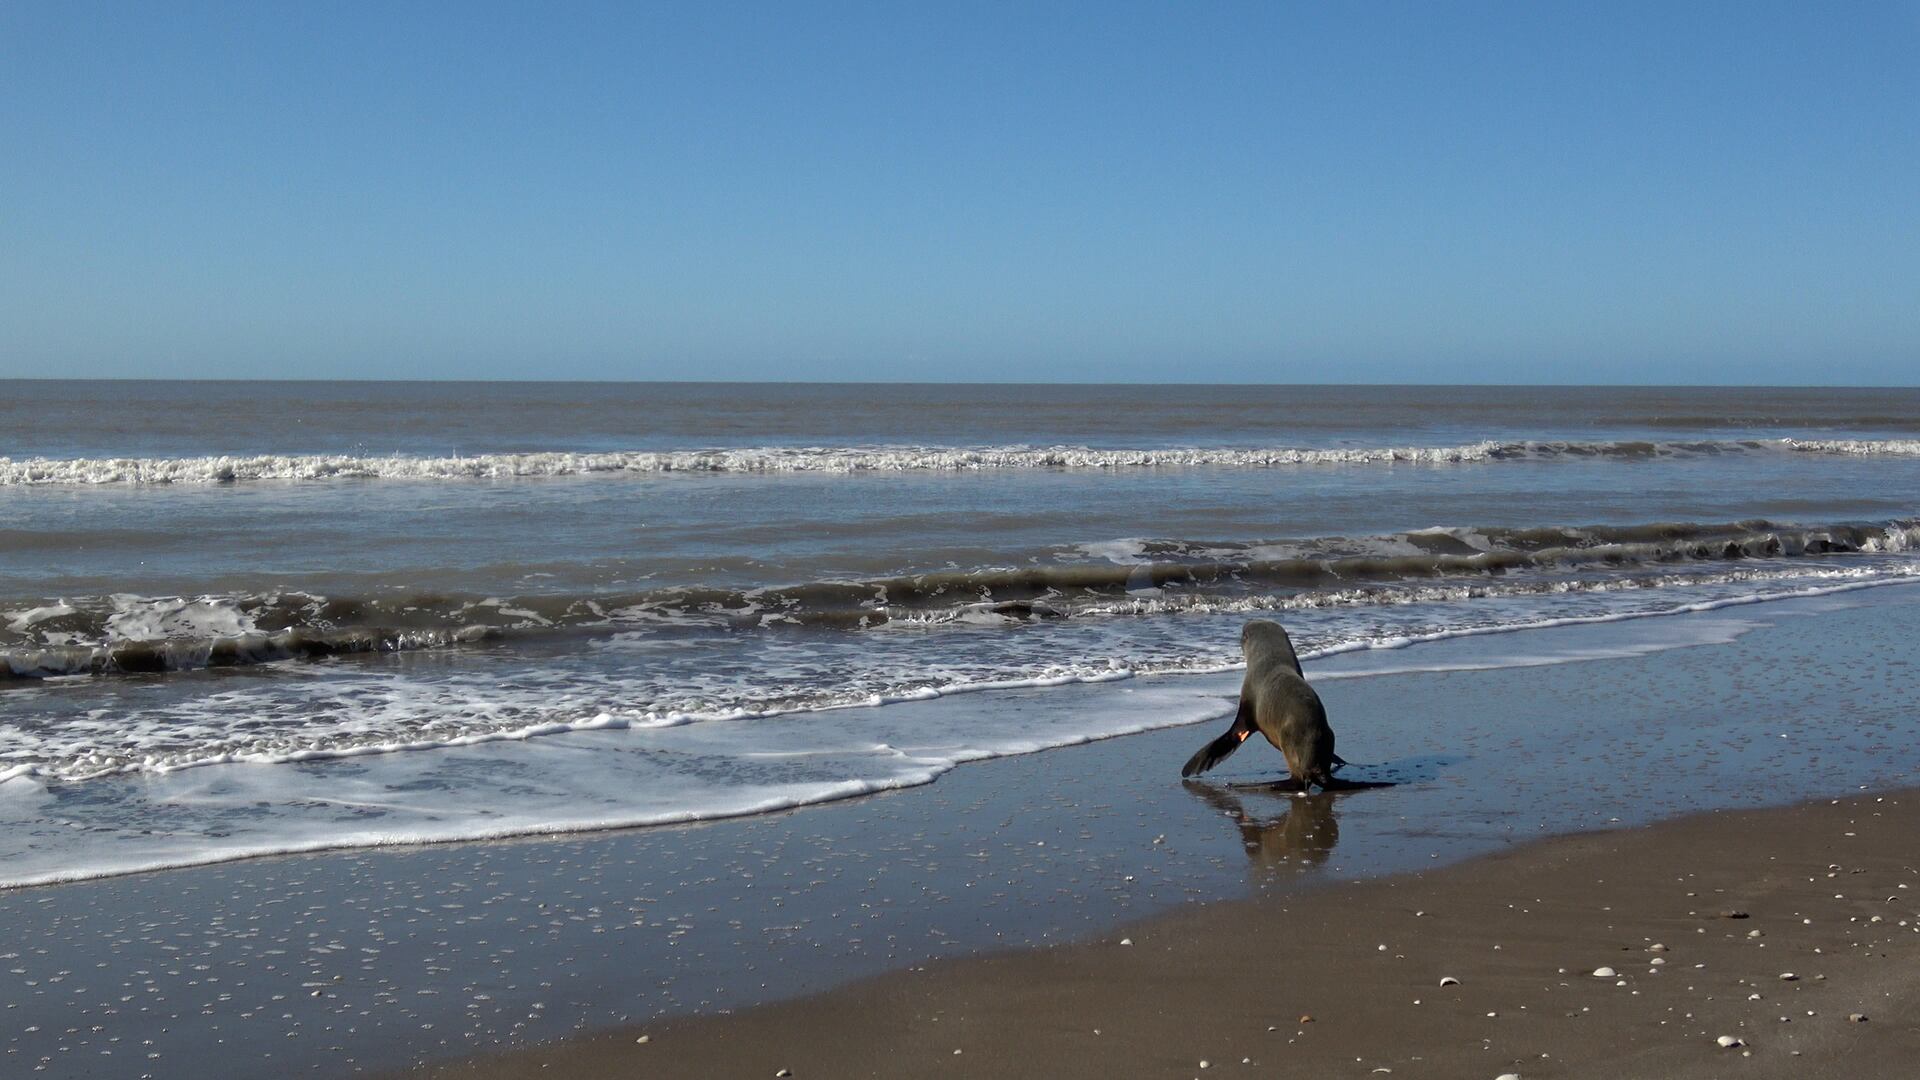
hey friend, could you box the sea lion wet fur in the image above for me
[1181,619,1341,787]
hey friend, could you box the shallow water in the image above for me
[3,382,1919,883]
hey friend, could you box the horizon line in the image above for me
[7,377,1919,391]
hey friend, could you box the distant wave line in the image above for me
[6,438,1920,485]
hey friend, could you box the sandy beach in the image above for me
[412,790,1920,1079]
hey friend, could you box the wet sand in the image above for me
[5,586,1920,1079]
[412,789,1920,1079]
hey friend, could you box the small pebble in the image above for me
[1716,1036,1743,1048]
[1119,938,1133,946]
[1592,967,1616,978]
[1198,1060,1210,1069]
[1779,972,1798,981]
[636,1035,651,1044]
[1299,1014,1314,1023]
[1495,1074,1522,1080]
[1849,1013,1868,1023]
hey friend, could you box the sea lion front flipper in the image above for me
[1180,699,1256,778]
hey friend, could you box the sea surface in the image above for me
[3,381,1919,887]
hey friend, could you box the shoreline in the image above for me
[8,574,1915,894]
[4,585,1918,1078]
[407,789,1920,1079]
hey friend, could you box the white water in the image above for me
[2,584,1897,890]
[8,437,1920,485]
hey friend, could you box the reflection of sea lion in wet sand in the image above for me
[1181,619,1354,789]
[1190,785,1342,868]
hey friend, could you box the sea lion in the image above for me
[1181,619,1341,787]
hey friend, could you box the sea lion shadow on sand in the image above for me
[1222,752,1465,792]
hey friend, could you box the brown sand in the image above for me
[408,790,1920,1079]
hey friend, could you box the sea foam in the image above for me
[3,583,1903,890]
[8,437,1920,485]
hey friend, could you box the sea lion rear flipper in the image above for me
[1181,700,1255,778]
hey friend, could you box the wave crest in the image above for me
[5,517,1915,679]
[7,438,1920,485]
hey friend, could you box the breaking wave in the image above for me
[7,438,1920,485]
[5,517,1915,680]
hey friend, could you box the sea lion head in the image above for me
[1240,618,1292,650]
[1240,619,1303,673]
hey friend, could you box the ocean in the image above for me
[4,381,1919,888]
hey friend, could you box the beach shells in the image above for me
[1591,967,1616,978]
[1439,976,1460,986]
[1716,1035,1743,1048]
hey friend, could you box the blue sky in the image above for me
[3,1,1915,383]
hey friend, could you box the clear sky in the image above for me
[3,1,1915,384]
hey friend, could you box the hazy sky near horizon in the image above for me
[3,2,1916,384]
